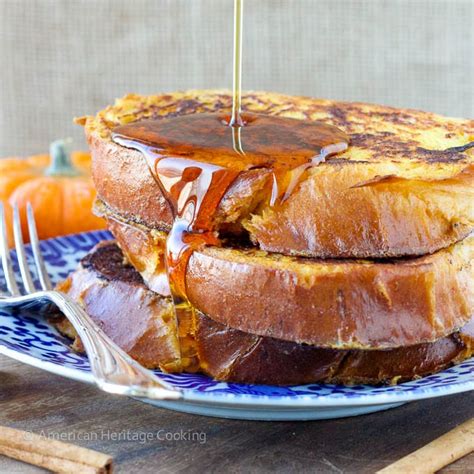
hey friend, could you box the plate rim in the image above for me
[0,318,474,408]
[2,343,473,407]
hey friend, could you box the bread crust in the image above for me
[55,242,474,385]
[79,90,474,258]
[56,242,181,371]
[103,211,474,350]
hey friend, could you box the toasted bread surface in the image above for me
[78,90,474,258]
[102,209,474,350]
[56,241,181,371]
[55,241,474,385]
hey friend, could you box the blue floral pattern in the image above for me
[0,231,472,403]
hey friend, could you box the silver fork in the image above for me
[0,202,181,400]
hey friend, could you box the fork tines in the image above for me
[26,203,52,291]
[0,202,52,297]
[0,202,19,296]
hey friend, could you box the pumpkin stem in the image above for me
[45,139,81,177]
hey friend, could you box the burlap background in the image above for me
[0,0,472,156]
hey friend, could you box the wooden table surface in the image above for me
[0,355,472,473]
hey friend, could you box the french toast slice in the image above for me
[77,90,474,258]
[100,206,474,350]
[55,241,474,385]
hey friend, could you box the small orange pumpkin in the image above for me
[2,140,106,246]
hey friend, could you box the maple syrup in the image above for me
[111,0,350,371]
[230,0,244,128]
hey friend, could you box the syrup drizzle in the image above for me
[230,0,243,128]
[111,0,350,371]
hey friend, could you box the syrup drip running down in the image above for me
[111,0,350,371]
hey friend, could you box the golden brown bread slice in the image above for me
[56,243,181,372]
[101,207,474,350]
[76,90,474,258]
[55,241,474,385]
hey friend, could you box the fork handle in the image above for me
[49,291,182,400]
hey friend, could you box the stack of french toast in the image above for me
[56,90,474,385]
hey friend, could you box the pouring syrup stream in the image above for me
[230,0,244,154]
[230,0,243,127]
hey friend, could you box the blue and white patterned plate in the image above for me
[0,231,472,420]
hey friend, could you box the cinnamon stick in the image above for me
[377,418,474,474]
[0,426,112,473]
